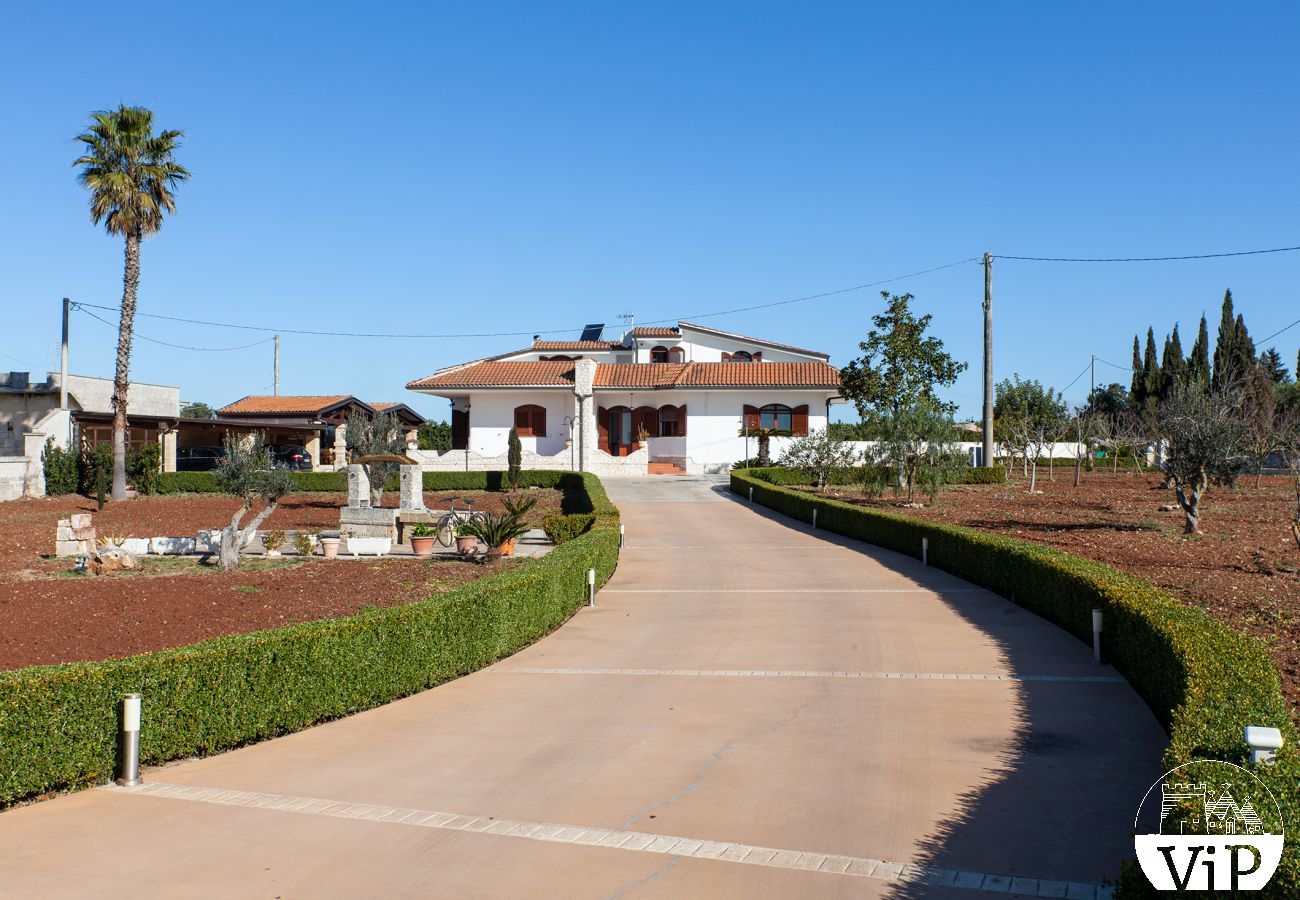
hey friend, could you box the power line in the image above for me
[1094,356,1130,372]
[66,256,980,341]
[74,305,277,352]
[1257,316,1300,346]
[1060,360,1094,394]
[993,244,1300,263]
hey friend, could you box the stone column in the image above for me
[347,464,371,508]
[573,358,597,472]
[333,426,347,469]
[161,429,177,473]
[305,433,321,470]
[398,464,424,510]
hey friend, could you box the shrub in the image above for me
[730,469,1298,894]
[42,438,79,495]
[542,513,597,544]
[0,471,619,809]
[740,465,1006,487]
[291,531,316,557]
[78,442,113,498]
[126,443,161,495]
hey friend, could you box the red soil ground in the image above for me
[0,490,563,671]
[807,472,1300,718]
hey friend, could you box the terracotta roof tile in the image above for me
[629,326,680,337]
[407,361,577,389]
[217,395,354,415]
[531,340,627,350]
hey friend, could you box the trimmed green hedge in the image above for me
[736,465,1006,487]
[541,514,597,544]
[731,469,1298,895]
[0,471,619,808]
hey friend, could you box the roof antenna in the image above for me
[617,310,635,341]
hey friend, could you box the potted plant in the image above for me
[463,510,531,560]
[292,531,317,557]
[454,523,479,557]
[262,529,286,557]
[499,495,538,555]
[319,536,341,559]
[410,523,436,557]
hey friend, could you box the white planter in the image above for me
[346,537,392,556]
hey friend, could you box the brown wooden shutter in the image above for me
[678,404,687,436]
[742,404,760,431]
[722,352,732,362]
[597,406,610,452]
[632,406,656,450]
[792,404,809,435]
[451,409,468,450]
[513,405,529,436]
[752,352,762,362]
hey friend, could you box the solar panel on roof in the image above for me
[579,323,604,341]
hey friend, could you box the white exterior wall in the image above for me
[63,374,180,417]
[626,333,818,364]
[464,390,575,457]
[679,390,830,472]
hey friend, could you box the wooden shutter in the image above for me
[678,404,687,437]
[722,352,732,362]
[752,352,762,362]
[742,404,760,431]
[451,409,468,450]
[632,407,656,450]
[513,404,545,437]
[597,406,610,452]
[792,404,809,435]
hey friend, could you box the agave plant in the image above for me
[502,495,538,520]
[462,511,531,561]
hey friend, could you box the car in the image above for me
[176,446,224,472]
[268,443,313,471]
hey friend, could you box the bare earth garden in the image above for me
[0,489,564,671]
[804,471,1300,718]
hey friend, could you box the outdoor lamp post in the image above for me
[563,415,576,471]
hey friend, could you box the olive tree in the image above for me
[994,375,1066,492]
[346,410,404,506]
[863,398,963,503]
[214,434,293,571]
[778,428,859,490]
[1157,384,1247,534]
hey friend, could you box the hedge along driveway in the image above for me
[0,472,618,808]
[731,468,1299,895]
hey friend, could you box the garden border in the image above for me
[1,471,618,809]
[730,468,1298,896]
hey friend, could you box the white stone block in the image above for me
[118,538,150,555]
[345,537,391,556]
[56,540,87,557]
[70,513,92,529]
[196,529,222,553]
[150,536,196,555]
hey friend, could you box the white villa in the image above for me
[406,321,843,475]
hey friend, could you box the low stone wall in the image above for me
[411,447,653,478]
[0,457,26,503]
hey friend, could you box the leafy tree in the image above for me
[1157,384,1246,534]
[345,410,403,506]
[126,443,161,495]
[417,420,452,451]
[181,402,216,419]
[994,375,1067,492]
[1259,348,1290,384]
[214,434,293,571]
[827,421,873,441]
[862,399,962,502]
[839,292,966,418]
[73,105,189,501]
[507,426,522,489]
[778,428,860,491]
[1069,404,1099,487]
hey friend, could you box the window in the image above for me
[759,404,792,432]
[650,346,670,363]
[513,404,546,437]
[729,350,753,363]
[658,405,679,437]
[539,354,581,361]
[667,347,684,363]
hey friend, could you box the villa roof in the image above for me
[628,326,680,338]
[531,340,627,351]
[408,360,841,391]
[217,395,357,416]
[676,322,829,359]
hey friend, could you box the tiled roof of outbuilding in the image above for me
[217,395,353,415]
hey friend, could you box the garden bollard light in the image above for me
[619,524,625,548]
[922,537,928,566]
[588,568,596,607]
[1091,609,1103,664]
[1244,726,1284,767]
[748,486,753,504]
[812,509,817,529]
[117,692,142,786]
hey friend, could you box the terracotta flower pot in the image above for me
[498,538,516,556]
[411,535,436,558]
[455,535,478,556]
[319,537,341,559]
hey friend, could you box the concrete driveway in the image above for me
[0,476,1165,899]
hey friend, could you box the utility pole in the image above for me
[60,298,70,409]
[1090,354,1095,410]
[273,335,280,396]
[981,253,994,467]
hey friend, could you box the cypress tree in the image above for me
[1212,289,1235,388]
[1187,314,1210,389]
[1141,327,1161,414]
[1160,325,1185,398]
[1130,335,1143,402]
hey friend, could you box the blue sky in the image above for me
[3,2,1297,422]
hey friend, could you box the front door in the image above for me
[608,408,633,456]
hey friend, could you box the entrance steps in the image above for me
[647,462,686,476]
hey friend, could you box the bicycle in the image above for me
[434,497,488,546]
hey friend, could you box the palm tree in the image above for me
[73,105,189,500]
